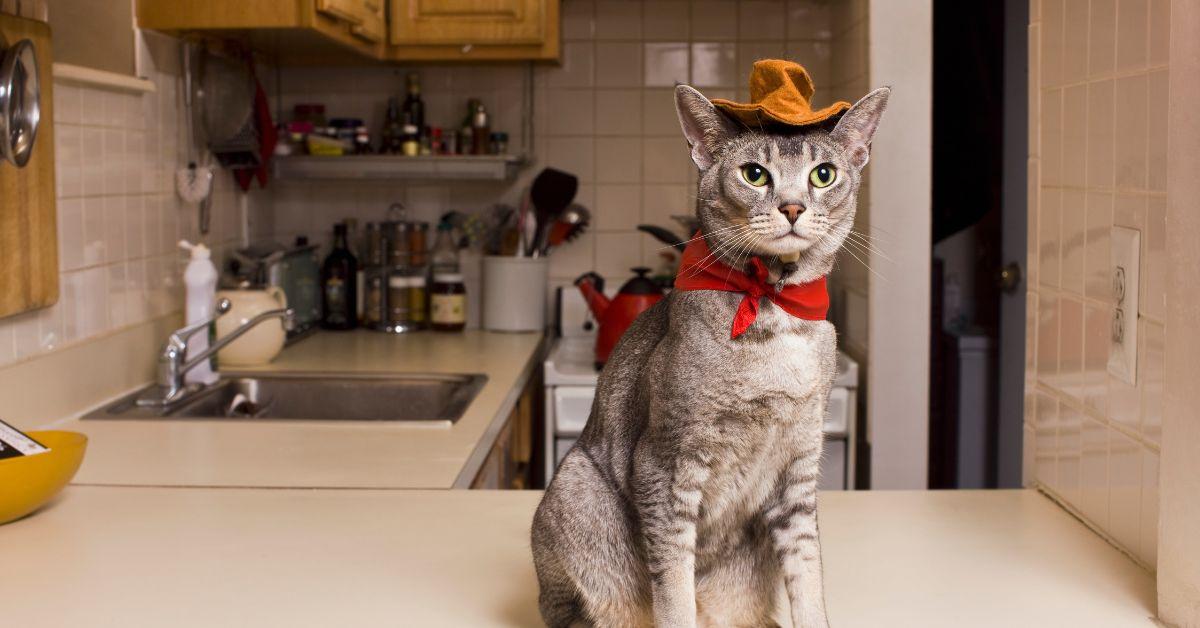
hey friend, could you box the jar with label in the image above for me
[384,221,412,268]
[409,273,427,327]
[430,273,467,332]
[387,272,413,326]
[409,222,429,267]
[364,266,386,326]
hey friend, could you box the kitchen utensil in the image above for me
[176,42,215,237]
[215,286,289,365]
[528,168,578,256]
[575,268,665,367]
[230,240,321,337]
[483,256,548,332]
[0,431,87,525]
[547,203,591,249]
[193,46,259,168]
[637,224,687,251]
[0,17,56,319]
[0,38,40,168]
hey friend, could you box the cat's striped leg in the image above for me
[634,452,711,628]
[767,454,829,628]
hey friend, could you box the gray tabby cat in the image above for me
[531,83,890,628]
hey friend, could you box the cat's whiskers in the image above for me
[844,231,893,263]
[681,226,750,277]
[838,238,889,283]
[689,228,757,278]
[660,224,745,252]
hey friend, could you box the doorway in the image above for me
[928,0,1027,489]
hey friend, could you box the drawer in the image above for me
[552,386,595,435]
[819,437,846,490]
[825,386,850,434]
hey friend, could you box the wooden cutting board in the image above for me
[0,14,56,319]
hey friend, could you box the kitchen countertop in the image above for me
[52,330,544,489]
[0,488,1154,627]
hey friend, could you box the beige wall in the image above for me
[862,0,932,489]
[1159,0,1200,622]
[1025,0,1166,568]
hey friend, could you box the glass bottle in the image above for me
[402,72,425,132]
[430,222,459,275]
[430,273,466,332]
[381,97,404,154]
[321,223,359,330]
[471,102,490,155]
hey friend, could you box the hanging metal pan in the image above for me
[0,38,40,168]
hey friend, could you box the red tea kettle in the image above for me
[575,268,664,368]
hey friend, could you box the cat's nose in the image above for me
[778,203,806,224]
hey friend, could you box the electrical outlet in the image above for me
[1107,226,1140,384]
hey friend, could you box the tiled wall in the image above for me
[1026,0,1166,568]
[0,32,265,369]
[264,0,869,294]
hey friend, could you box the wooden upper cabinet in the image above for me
[388,0,560,61]
[136,0,560,63]
[391,0,544,45]
[316,0,386,43]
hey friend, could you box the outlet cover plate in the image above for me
[1107,226,1140,384]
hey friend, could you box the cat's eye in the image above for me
[740,163,771,187]
[809,163,838,188]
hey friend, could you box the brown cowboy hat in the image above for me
[711,59,850,129]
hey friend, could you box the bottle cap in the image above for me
[434,273,464,284]
[178,240,211,259]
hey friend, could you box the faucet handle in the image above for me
[169,298,233,345]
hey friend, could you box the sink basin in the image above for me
[84,373,487,423]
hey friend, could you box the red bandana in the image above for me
[673,234,829,338]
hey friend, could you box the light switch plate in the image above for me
[1107,226,1140,384]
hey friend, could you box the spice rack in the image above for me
[272,154,527,182]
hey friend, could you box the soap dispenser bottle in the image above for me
[179,240,219,385]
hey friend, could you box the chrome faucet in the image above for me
[136,298,295,407]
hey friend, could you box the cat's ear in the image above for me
[830,86,891,169]
[675,85,737,170]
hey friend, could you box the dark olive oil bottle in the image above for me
[321,223,358,330]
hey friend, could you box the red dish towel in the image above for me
[234,72,277,192]
[673,233,828,338]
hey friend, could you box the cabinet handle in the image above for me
[461,44,473,54]
[0,38,40,168]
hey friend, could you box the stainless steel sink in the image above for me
[84,373,487,423]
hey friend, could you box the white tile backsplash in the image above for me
[1028,1,1162,567]
[0,30,264,370]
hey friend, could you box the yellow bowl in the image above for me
[0,430,87,525]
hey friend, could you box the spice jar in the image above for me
[430,273,467,332]
[364,266,386,326]
[387,272,413,325]
[409,273,427,327]
[409,222,429,267]
[384,221,412,268]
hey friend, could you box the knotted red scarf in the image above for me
[673,234,829,338]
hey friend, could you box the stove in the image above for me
[543,285,860,489]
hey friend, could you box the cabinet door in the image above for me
[390,0,546,46]
[317,0,385,42]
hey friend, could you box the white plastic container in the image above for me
[180,240,218,385]
[482,256,547,332]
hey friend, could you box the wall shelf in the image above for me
[272,154,526,182]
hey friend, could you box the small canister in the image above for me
[387,271,413,325]
[431,273,467,332]
[364,266,386,325]
[384,221,412,268]
[409,222,429,267]
[409,273,427,327]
